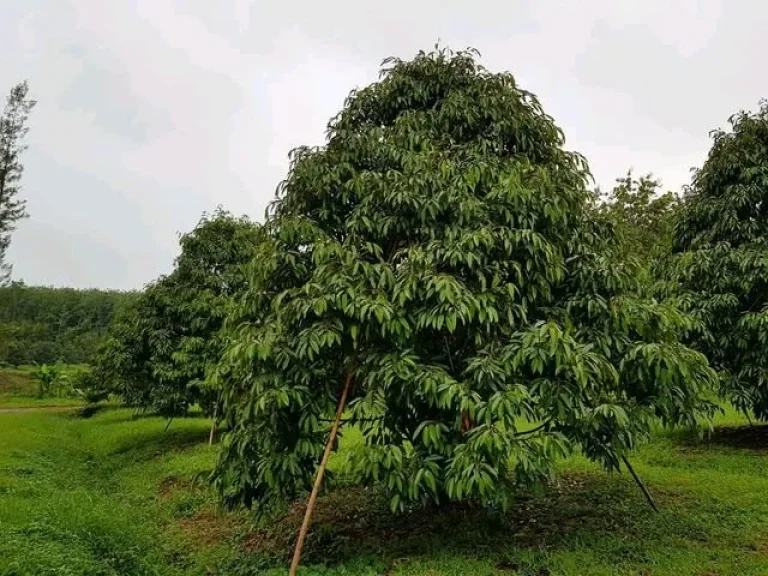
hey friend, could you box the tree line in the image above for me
[0,283,136,365]
[6,49,768,573]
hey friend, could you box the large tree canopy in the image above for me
[214,49,716,512]
[91,209,263,415]
[669,101,768,419]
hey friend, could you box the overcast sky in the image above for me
[1,0,766,290]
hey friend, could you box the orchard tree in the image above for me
[91,209,263,421]
[0,82,36,285]
[90,288,164,409]
[595,170,678,265]
[669,101,768,420]
[212,49,716,572]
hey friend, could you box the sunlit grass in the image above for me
[1,405,767,575]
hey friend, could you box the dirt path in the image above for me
[0,405,83,414]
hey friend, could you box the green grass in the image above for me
[0,408,241,575]
[0,365,87,408]
[0,397,84,409]
[0,366,38,396]
[1,406,767,575]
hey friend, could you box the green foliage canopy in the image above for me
[595,171,679,265]
[92,209,264,416]
[669,101,768,419]
[214,49,716,512]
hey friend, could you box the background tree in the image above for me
[91,209,263,417]
[212,49,716,571]
[594,170,679,265]
[669,100,768,419]
[0,82,36,285]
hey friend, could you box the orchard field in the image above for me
[1,398,768,575]
[3,45,768,576]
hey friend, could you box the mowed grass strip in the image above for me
[0,406,767,575]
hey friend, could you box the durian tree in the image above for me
[90,210,263,420]
[595,170,679,266]
[669,101,768,420]
[212,48,716,572]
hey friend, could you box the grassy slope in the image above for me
[0,407,767,575]
[0,409,238,576]
[0,366,85,408]
[0,367,38,396]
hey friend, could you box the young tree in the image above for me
[0,82,36,285]
[212,49,716,571]
[669,101,768,419]
[91,209,264,417]
[35,364,59,398]
[595,171,679,264]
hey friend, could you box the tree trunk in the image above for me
[208,402,218,446]
[622,454,658,512]
[289,369,354,575]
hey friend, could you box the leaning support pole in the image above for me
[289,369,355,575]
[208,402,218,446]
[622,454,658,512]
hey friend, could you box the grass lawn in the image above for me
[1,405,767,575]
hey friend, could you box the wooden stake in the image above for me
[622,454,658,512]
[208,402,218,446]
[289,369,354,575]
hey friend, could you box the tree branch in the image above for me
[622,454,658,512]
[515,422,549,437]
[318,416,383,423]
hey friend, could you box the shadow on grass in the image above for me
[236,472,673,571]
[672,423,768,451]
[69,404,120,419]
[108,426,209,460]
[705,424,768,450]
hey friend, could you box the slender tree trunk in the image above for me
[289,369,355,575]
[622,455,658,512]
[208,402,218,446]
[164,417,174,433]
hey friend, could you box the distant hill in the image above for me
[0,283,138,365]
